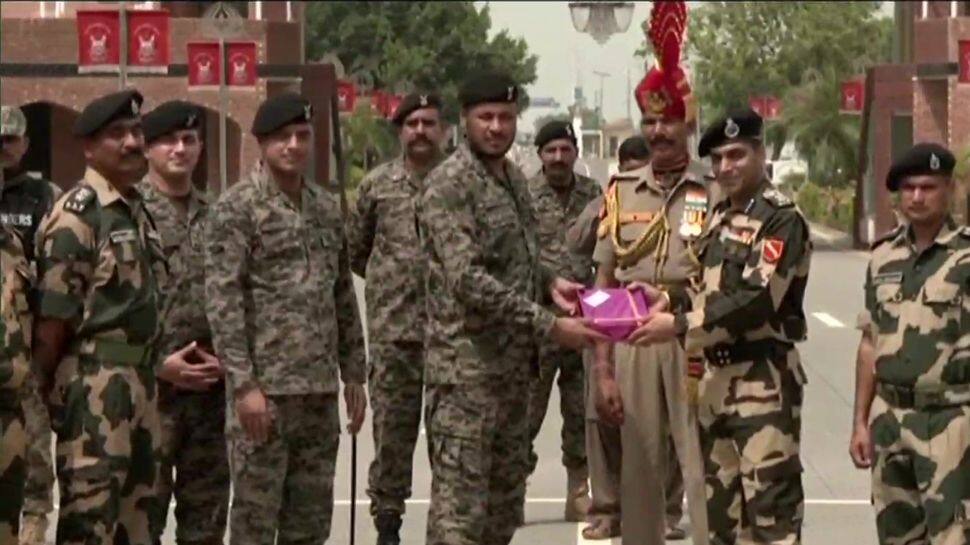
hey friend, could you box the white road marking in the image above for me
[812,312,846,328]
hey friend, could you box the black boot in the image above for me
[375,511,402,545]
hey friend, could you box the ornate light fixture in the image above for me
[568,2,635,45]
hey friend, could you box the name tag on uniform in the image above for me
[0,213,32,227]
[109,229,138,244]
[873,271,903,285]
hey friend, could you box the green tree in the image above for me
[306,2,538,123]
[340,103,399,196]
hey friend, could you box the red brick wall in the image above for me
[865,65,915,241]
[915,18,953,62]
[914,79,949,144]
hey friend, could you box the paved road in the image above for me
[324,248,876,544]
[41,247,876,544]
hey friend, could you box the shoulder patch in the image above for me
[870,225,904,250]
[62,186,95,214]
[763,188,793,208]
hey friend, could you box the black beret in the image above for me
[534,120,576,149]
[886,142,956,191]
[698,107,764,158]
[392,92,442,126]
[618,136,650,163]
[459,71,519,108]
[143,100,203,144]
[73,89,143,137]
[251,93,313,137]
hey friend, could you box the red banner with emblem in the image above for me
[748,96,781,120]
[187,42,221,88]
[337,80,357,112]
[748,96,767,118]
[764,96,782,120]
[840,80,865,114]
[127,9,169,73]
[226,42,258,87]
[77,10,121,73]
[387,94,404,119]
[369,90,388,116]
[959,40,970,84]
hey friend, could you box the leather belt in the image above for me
[704,339,793,367]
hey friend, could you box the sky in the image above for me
[482,1,896,136]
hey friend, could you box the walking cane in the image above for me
[350,433,357,545]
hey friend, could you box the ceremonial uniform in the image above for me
[670,110,812,545]
[1,105,58,545]
[859,144,970,545]
[593,160,715,545]
[349,153,436,519]
[35,90,165,545]
[526,168,600,476]
[140,100,229,545]
[0,224,32,545]
[204,94,365,545]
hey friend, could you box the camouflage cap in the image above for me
[0,105,27,137]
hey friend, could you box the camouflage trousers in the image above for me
[227,393,339,545]
[366,341,424,516]
[155,384,229,545]
[697,346,805,545]
[870,394,970,545]
[22,371,55,516]
[425,381,529,545]
[526,341,586,474]
[48,356,161,545]
[0,397,27,545]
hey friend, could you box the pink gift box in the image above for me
[578,288,651,342]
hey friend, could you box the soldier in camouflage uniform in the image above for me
[349,92,445,545]
[849,143,970,545]
[1,104,58,545]
[0,221,32,545]
[418,71,604,545]
[32,89,166,545]
[523,120,601,522]
[633,108,812,545]
[204,93,367,545]
[139,101,229,545]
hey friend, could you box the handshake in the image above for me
[547,279,681,350]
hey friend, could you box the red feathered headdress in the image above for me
[635,1,695,122]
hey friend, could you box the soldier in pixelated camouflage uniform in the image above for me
[205,93,367,545]
[139,100,229,545]
[418,71,603,545]
[632,108,812,545]
[523,119,600,523]
[850,143,970,545]
[33,89,165,545]
[0,222,32,545]
[1,104,58,545]
[349,92,445,545]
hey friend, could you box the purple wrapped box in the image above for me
[578,287,651,342]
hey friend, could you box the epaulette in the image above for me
[62,185,96,214]
[762,188,793,208]
[870,224,904,250]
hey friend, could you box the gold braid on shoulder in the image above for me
[603,181,671,282]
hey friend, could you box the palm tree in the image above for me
[782,66,860,189]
